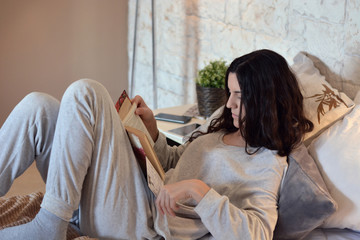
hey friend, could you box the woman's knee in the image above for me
[61,79,112,110]
[20,92,60,117]
[65,79,108,96]
[63,79,109,100]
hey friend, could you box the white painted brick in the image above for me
[196,0,226,22]
[127,0,360,108]
[343,55,360,85]
[131,63,154,107]
[157,18,187,58]
[156,1,187,38]
[183,38,200,65]
[185,0,226,21]
[211,24,256,60]
[255,34,289,56]
[136,32,153,66]
[182,56,199,82]
[288,14,307,43]
[157,71,186,95]
[156,0,186,16]
[345,0,360,55]
[291,0,346,23]
[197,53,224,72]
[189,16,212,41]
[225,0,241,26]
[291,17,344,67]
[185,0,197,16]
[240,0,289,38]
[156,54,185,78]
[185,80,197,104]
[157,88,184,108]
[158,76,197,107]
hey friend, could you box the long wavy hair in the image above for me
[190,49,313,157]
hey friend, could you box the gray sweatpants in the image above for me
[0,79,158,239]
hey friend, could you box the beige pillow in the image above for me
[291,53,355,145]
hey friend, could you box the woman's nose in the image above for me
[226,95,235,109]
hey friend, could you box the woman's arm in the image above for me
[155,179,210,216]
[194,189,277,240]
[132,95,188,170]
[156,179,278,240]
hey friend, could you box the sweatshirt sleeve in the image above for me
[153,132,188,171]
[194,188,278,240]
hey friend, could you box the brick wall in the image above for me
[128,0,360,109]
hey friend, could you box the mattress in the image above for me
[305,228,360,240]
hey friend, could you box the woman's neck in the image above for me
[223,130,246,147]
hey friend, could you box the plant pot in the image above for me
[196,84,227,117]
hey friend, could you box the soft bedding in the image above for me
[304,228,360,240]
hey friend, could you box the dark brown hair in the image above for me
[190,49,313,157]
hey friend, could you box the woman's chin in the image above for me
[233,120,239,128]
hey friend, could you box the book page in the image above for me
[146,157,164,196]
[127,132,147,176]
[125,126,165,181]
[122,103,155,147]
[116,90,154,147]
[118,96,132,121]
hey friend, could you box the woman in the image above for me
[0,49,313,239]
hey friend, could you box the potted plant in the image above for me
[195,60,228,117]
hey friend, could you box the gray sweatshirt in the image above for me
[153,131,287,240]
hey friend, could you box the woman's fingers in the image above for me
[156,188,176,217]
[165,194,176,217]
[131,95,159,141]
[156,190,164,215]
[164,193,171,216]
[131,95,146,107]
[155,180,209,217]
[156,182,186,216]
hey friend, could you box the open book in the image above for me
[115,90,165,196]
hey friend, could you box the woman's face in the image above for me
[226,73,243,128]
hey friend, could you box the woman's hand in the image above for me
[156,179,210,217]
[132,95,159,142]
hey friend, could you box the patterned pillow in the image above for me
[291,53,355,145]
[273,144,337,240]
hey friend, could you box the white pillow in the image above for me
[291,53,355,144]
[308,105,360,231]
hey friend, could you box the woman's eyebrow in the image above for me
[228,89,241,94]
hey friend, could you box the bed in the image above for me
[270,53,360,240]
[1,52,360,240]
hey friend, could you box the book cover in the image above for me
[115,91,165,196]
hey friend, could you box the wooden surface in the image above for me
[153,104,206,144]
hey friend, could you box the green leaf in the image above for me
[195,59,228,89]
